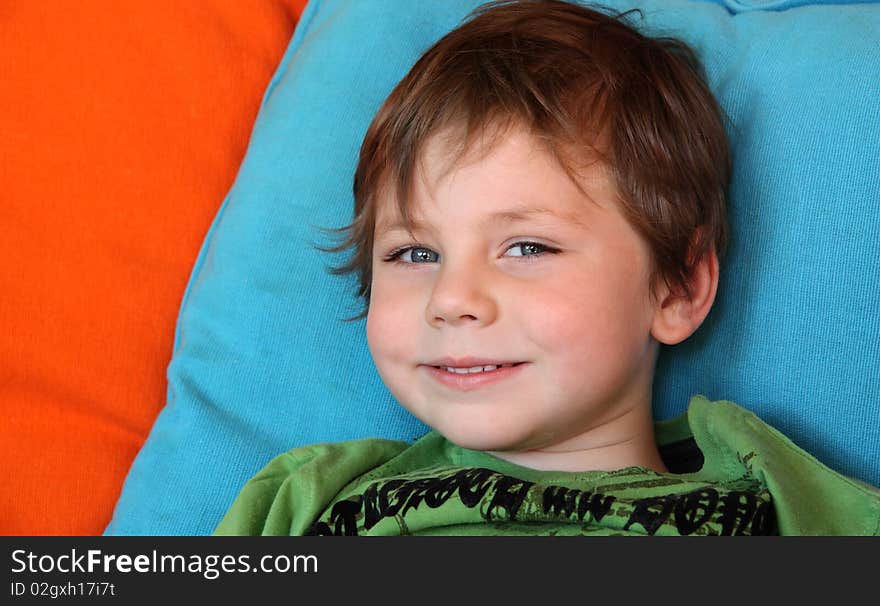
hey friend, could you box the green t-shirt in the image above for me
[214,396,880,536]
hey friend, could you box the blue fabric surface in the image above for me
[106,0,880,535]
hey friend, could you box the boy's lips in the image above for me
[423,356,526,368]
[419,358,529,392]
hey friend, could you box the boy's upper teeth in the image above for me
[444,364,511,374]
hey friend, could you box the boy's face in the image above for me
[367,126,662,459]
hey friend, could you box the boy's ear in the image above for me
[650,245,719,346]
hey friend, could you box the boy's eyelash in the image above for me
[382,241,560,264]
[382,243,428,263]
[508,242,561,258]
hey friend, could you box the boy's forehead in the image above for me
[373,126,616,236]
[415,122,507,191]
[374,202,589,236]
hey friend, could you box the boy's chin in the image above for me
[403,402,544,453]
[435,424,533,454]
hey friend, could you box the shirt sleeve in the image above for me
[213,438,409,536]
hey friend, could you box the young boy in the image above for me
[214,0,880,536]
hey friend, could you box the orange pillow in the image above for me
[0,0,306,535]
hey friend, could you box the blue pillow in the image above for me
[106,0,880,535]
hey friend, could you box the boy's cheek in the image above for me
[366,292,415,363]
[366,306,417,407]
[365,305,386,356]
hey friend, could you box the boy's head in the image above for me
[330,0,730,467]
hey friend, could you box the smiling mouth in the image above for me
[432,362,526,374]
[422,362,527,391]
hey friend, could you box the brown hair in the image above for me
[325,0,730,319]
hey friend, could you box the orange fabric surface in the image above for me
[0,0,307,535]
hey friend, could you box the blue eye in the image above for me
[505,242,553,257]
[383,241,558,265]
[386,246,439,264]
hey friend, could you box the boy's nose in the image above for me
[425,263,498,328]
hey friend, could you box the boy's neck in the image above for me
[487,406,669,474]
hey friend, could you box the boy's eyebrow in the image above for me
[376,205,586,235]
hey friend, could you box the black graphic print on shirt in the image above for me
[306,466,777,536]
